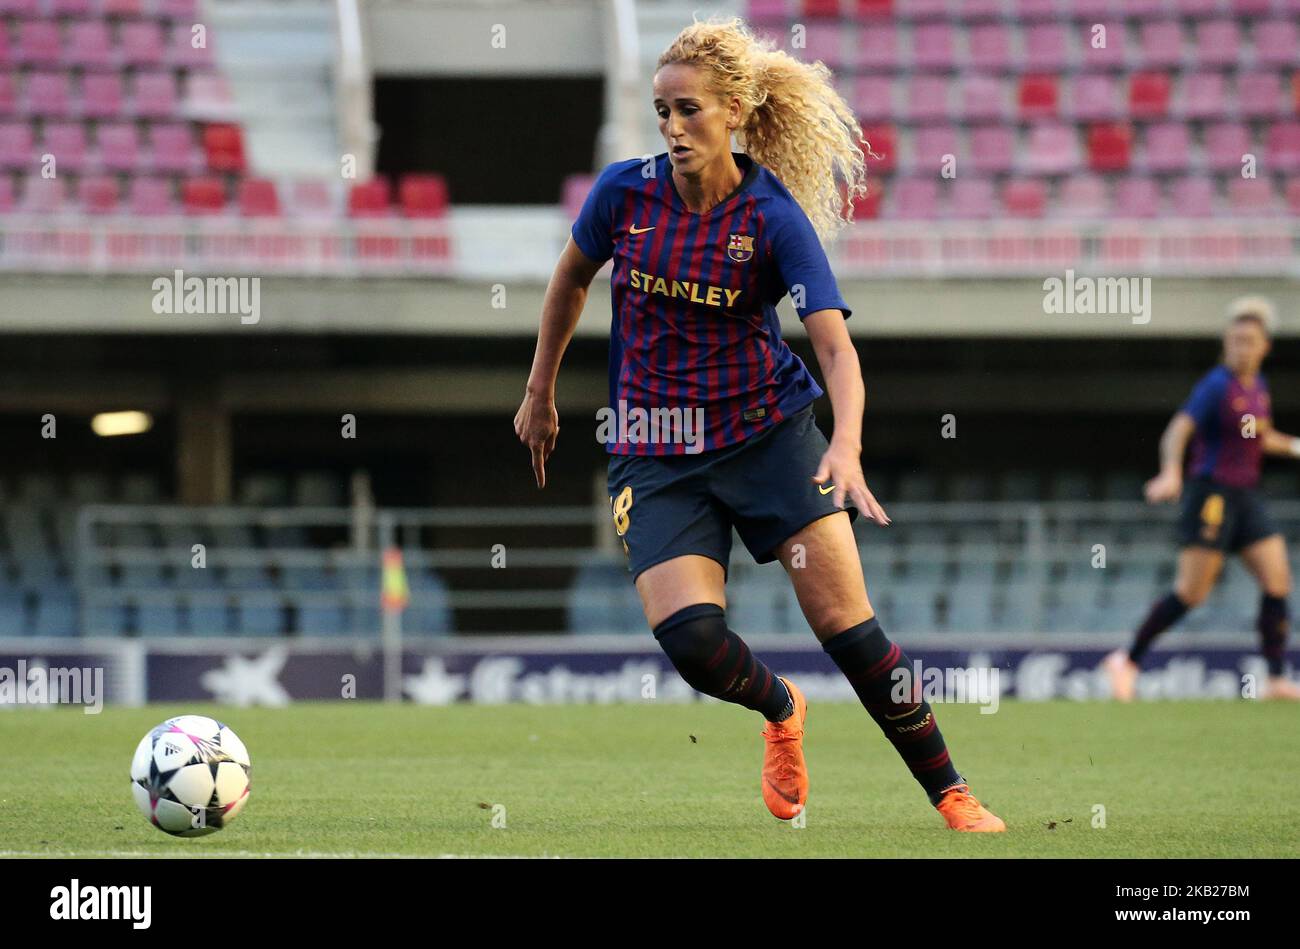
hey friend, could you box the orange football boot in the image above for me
[760,677,808,820]
[935,784,1007,832]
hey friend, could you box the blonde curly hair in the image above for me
[656,16,870,244]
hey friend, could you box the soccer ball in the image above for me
[130,715,251,837]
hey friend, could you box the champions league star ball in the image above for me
[130,715,251,837]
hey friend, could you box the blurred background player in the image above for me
[514,18,1004,832]
[1106,297,1300,702]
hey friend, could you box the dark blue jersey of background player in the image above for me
[571,150,849,454]
[1182,364,1272,489]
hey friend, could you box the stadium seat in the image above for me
[1193,19,1242,68]
[1025,123,1079,175]
[121,20,165,67]
[83,72,125,119]
[911,23,956,71]
[33,595,77,636]
[1070,74,1121,122]
[136,596,183,636]
[960,75,1008,123]
[150,122,200,173]
[133,71,180,119]
[181,176,226,214]
[888,177,940,219]
[854,23,900,71]
[1168,175,1217,216]
[1142,122,1191,173]
[127,176,177,215]
[238,178,281,217]
[1018,75,1059,119]
[1086,122,1132,172]
[1237,72,1285,120]
[1181,71,1228,120]
[235,597,285,636]
[66,19,114,69]
[906,75,949,123]
[42,122,89,173]
[949,177,997,218]
[1112,176,1161,218]
[968,124,1015,174]
[0,120,32,170]
[966,23,1013,72]
[398,173,449,217]
[1203,121,1251,171]
[202,122,246,173]
[347,178,393,217]
[1138,21,1186,70]
[1254,19,1299,67]
[1129,71,1172,119]
[24,71,71,117]
[1266,121,1300,172]
[853,75,893,122]
[1023,23,1068,72]
[16,20,62,67]
[911,125,959,173]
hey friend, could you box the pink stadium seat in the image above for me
[911,24,956,71]
[906,75,949,122]
[238,177,280,217]
[181,176,226,215]
[127,177,177,215]
[747,0,788,18]
[97,122,142,172]
[1232,0,1276,12]
[853,76,894,122]
[1226,177,1279,216]
[1129,72,1172,119]
[132,71,179,119]
[1286,177,1300,215]
[24,72,71,117]
[103,0,144,13]
[948,178,996,219]
[1058,175,1110,218]
[888,177,940,219]
[1254,21,1299,68]
[1086,122,1132,171]
[1011,0,1059,19]
[50,0,93,14]
[290,179,337,217]
[1143,122,1192,172]
[0,74,18,114]
[1204,121,1252,171]
[42,121,88,172]
[1267,121,1300,172]
[0,120,32,169]
[148,122,199,173]
[78,174,119,214]
[960,75,1007,122]
[897,0,947,16]
[1181,71,1228,120]
[968,124,1015,173]
[912,124,959,172]
[1078,21,1127,70]
[1070,74,1120,121]
[958,0,1006,16]
[399,173,449,217]
[1112,176,1162,218]
[1002,178,1047,217]
[121,21,165,67]
[347,178,392,217]
[167,23,215,68]
[1139,21,1186,70]
[66,20,115,69]
[82,73,125,119]
[1018,74,1058,119]
[0,22,9,67]
[16,20,61,68]
[966,24,1013,72]
[1023,24,1068,72]
[1193,20,1242,68]
[1237,72,1284,119]
[157,0,201,17]
[0,0,41,13]
[0,174,14,212]
[1174,0,1224,15]
[1025,123,1079,175]
[854,24,900,72]
[202,122,245,173]
[801,23,843,68]
[1072,0,1116,18]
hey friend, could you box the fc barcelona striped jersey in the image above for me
[571,151,852,456]
[1182,364,1272,489]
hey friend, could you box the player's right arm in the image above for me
[1143,411,1196,503]
[514,237,604,489]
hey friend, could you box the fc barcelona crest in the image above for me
[727,233,754,262]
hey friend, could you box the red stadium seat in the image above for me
[801,0,840,16]
[202,123,246,173]
[1018,75,1058,120]
[398,173,449,217]
[182,176,226,215]
[1086,122,1132,172]
[238,177,281,217]
[1128,72,1172,119]
[1002,178,1047,218]
[854,0,893,17]
[860,124,896,173]
[849,179,882,219]
[347,178,392,217]
[79,174,120,214]
[1267,121,1300,172]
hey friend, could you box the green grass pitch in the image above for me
[0,700,1295,858]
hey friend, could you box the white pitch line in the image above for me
[0,849,562,859]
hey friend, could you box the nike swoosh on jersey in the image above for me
[818,484,835,495]
[629,224,655,234]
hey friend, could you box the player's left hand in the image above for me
[812,443,890,525]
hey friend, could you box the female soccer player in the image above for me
[514,18,1003,831]
[1106,297,1300,701]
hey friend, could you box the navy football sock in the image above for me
[653,603,793,722]
[1257,593,1289,678]
[1128,591,1190,664]
[822,616,963,803]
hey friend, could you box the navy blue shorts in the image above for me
[1175,477,1279,553]
[605,403,859,580]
